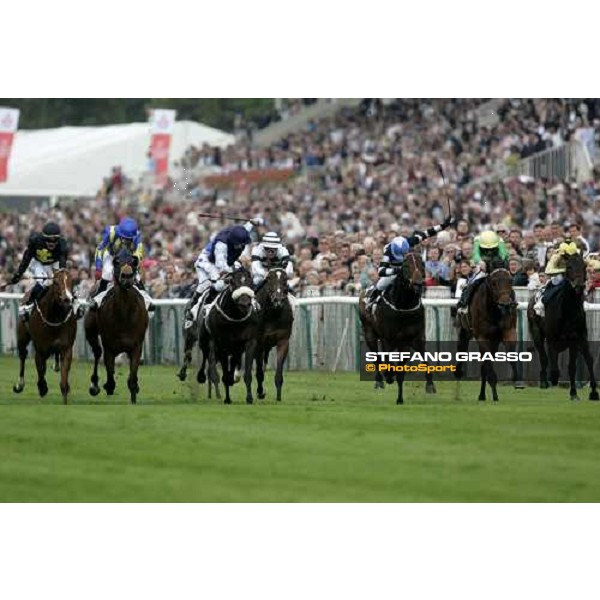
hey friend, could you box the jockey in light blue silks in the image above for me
[184,217,263,328]
[91,217,153,311]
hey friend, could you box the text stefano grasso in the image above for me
[364,351,533,363]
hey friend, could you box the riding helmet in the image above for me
[479,230,500,249]
[229,226,251,247]
[117,217,139,240]
[389,236,409,261]
[42,222,61,238]
[262,232,281,249]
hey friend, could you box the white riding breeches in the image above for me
[101,253,114,282]
[376,275,396,291]
[195,254,226,293]
[30,259,58,287]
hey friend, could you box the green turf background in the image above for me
[1,357,599,502]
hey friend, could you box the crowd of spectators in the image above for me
[2,98,600,301]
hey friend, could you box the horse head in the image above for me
[565,252,586,293]
[114,248,138,290]
[224,267,255,310]
[50,268,74,310]
[263,268,288,309]
[390,252,425,303]
[487,267,513,315]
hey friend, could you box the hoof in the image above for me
[374,380,385,390]
[53,362,60,373]
[197,371,207,384]
[177,370,187,382]
[513,381,526,389]
[258,392,266,400]
[540,381,549,389]
[89,385,100,397]
[246,397,254,405]
[103,383,115,396]
[396,399,404,405]
[13,383,24,394]
[589,391,599,401]
[38,383,48,398]
[425,383,437,394]
[224,398,232,405]
[571,394,580,402]
[478,396,486,402]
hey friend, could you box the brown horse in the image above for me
[13,269,77,404]
[527,252,598,401]
[84,249,149,404]
[254,268,294,402]
[359,251,434,404]
[456,265,519,401]
[197,267,260,404]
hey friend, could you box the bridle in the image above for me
[34,268,74,327]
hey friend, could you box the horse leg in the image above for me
[396,369,406,405]
[219,352,232,404]
[103,351,116,395]
[13,322,30,394]
[580,341,599,401]
[568,344,579,401]
[548,344,560,387]
[209,342,221,400]
[488,361,499,402]
[53,351,60,373]
[178,326,195,381]
[275,338,290,402]
[85,316,102,396]
[244,342,255,405]
[504,331,524,389]
[416,337,436,394]
[35,350,49,398]
[127,345,142,405]
[455,327,470,380]
[256,343,266,400]
[59,346,73,405]
[478,360,488,401]
[533,329,549,389]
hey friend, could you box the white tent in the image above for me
[0,120,234,198]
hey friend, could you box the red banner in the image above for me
[149,108,176,186]
[0,107,19,183]
[150,133,171,186]
[0,132,15,183]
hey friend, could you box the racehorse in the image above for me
[359,251,435,404]
[254,268,294,402]
[84,248,149,404]
[456,262,520,401]
[13,269,77,404]
[197,267,260,404]
[527,252,598,401]
[177,296,221,400]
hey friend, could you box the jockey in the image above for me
[533,240,580,316]
[251,231,294,288]
[366,216,456,307]
[91,217,153,310]
[456,229,510,314]
[10,222,84,321]
[184,217,264,328]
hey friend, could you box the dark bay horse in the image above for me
[13,269,77,404]
[527,252,598,401]
[456,265,519,401]
[197,267,260,404]
[359,251,434,404]
[84,249,149,404]
[255,268,294,402]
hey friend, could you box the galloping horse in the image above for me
[527,252,598,400]
[197,267,260,404]
[456,262,519,401]
[13,269,77,404]
[359,251,434,404]
[84,248,149,404]
[255,268,294,402]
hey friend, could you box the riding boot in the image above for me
[366,288,381,310]
[20,283,44,321]
[456,284,471,314]
[184,290,203,329]
[90,279,109,311]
